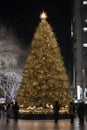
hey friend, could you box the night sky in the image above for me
[0,1,72,72]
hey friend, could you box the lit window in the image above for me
[77,85,81,100]
[83,27,87,32]
[85,19,87,23]
[71,31,73,37]
[83,43,87,47]
[83,1,87,5]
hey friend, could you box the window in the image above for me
[83,1,87,5]
[83,27,87,32]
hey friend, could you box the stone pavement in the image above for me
[0,115,87,130]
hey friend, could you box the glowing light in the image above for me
[85,19,87,23]
[83,43,87,47]
[77,85,80,100]
[83,27,87,32]
[40,11,47,20]
[83,1,87,5]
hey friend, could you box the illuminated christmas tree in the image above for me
[16,11,72,108]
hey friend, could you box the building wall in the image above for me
[72,0,87,101]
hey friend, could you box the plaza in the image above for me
[0,114,87,130]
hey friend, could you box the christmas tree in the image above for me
[16,11,72,108]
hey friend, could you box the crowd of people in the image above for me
[0,100,87,125]
[69,101,86,124]
[0,101,19,122]
[53,100,87,125]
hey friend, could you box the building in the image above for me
[72,0,87,102]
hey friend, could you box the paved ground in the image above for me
[0,114,87,130]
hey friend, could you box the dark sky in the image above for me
[0,1,72,72]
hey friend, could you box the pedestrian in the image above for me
[69,102,75,124]
[13,101,19,121]
[85,104,87,121]
[2,103,7,116]
[53,101,60,123]
[6,103,13,122]
[77,102,85,124]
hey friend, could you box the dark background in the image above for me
[0,1,72,73]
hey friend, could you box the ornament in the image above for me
[45,70,48,73]
[33,72,37,75]
[46,73,50,76]
[43,80,46,84]
[55,76,58,80]
[38,100,42,105]
[43,57,45,60]
[42,85,46,88]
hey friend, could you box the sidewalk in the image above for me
[0,114,87,130]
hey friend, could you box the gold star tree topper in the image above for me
[40,11,47,21]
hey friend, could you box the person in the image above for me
[2,104,7,116]
[6,103,13,122]
[69,102,75,124]
[53,101,60,123]
[77,102,85,124]
[13,101,19,121]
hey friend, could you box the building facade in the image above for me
[72,0,87,102]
